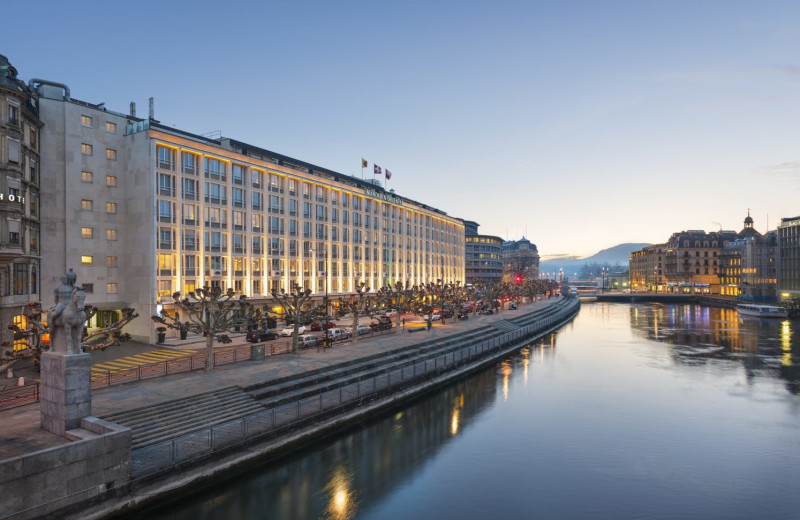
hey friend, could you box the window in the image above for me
[158,146,174,169]
[106,229,117,241]
[106,283,117,294]
[81,171,93,183]
[8,231,19,244]
[81,115,92,127]
[182,152,197,174]
[81,199,93,211]
[106,175,117,187]
[105,121,117,133]
[8,104,19,125]
[81,255,93,266]
[107,256,118,267]
[7,138,19,163]
[83,283,94,294]
[81,227,93,239]
[81,143,93,155]
[106,202,117,214]
[106,148,117,160]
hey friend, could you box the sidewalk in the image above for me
[0,300,553,460]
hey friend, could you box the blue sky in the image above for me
[5,0,800,257]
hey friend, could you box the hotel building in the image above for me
[0,56,42,347]
[36,87,464,342]
[462,220,503,284]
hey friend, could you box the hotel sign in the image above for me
[365,189,402,206]
[0,194,25,205]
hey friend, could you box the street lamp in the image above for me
[654,268,658,294]
[601,267,608,293]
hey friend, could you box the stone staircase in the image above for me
[101,386,264,450]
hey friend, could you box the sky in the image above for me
[5,0,800,258]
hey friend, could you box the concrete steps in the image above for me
[101,386,263,449]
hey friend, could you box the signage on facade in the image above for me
[0,194,25,205]
[364,188,402,206]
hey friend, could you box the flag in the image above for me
[385,169,392,180]
[374,164,382,175]
[362,158,367,168]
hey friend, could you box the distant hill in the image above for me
[540,243,651,274]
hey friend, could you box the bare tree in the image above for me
[336,282,377,344]
[412,280,447,330]
[377,281,418,333]
[152,287,250,372]
[271,285,319,354]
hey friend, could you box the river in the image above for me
[137,302,800,520]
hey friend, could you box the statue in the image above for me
[48,270,86,355]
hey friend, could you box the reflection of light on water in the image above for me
[654,314,658,340]
[451,408,460,436]
[781,321,792,367]
[322,465,358,520]
[501,361,512,400]
[521,347,530,384]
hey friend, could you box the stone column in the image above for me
[40,351,92,435]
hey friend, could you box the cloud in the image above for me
[752,161,800,180]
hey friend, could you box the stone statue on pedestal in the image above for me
[48,269,87,355]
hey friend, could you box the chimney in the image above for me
[149,97,154,120]
[130,102,136,117]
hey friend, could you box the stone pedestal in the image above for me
[40,352,92,436]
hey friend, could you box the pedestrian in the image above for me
[402,317,406,328]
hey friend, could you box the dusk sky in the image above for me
[5,0,800,258]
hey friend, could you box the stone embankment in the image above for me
[5,297,580,520]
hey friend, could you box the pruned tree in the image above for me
[413,280,447,330]
[441,281,469,321]
[152,287,250,372]
[2,302,139,371]
[336,282,376,344]
[377,281,418,334]
[271,285,319,354]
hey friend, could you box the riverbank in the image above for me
[0,297,579,520]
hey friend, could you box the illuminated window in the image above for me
[81,199,93,211]
[81,115,92,127]
[81,255,93,266]
[81,171,93,183]
[106,148,117,160]
[106,229,117,241]
[12,315,27,351]
[106,283,117,294]
[81,227,93,239]
[107,256,117,267]
[106,202,117,214]
[81,143,92,155]
[105,121,116,133]
[106,175,117,187]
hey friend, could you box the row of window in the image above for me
[80,143,117,160]
[81,200,117,213]
[80,170,117,186]
[81,228,117,240]
[81,255,118,267]
[80,115,117,134]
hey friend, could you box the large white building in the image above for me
[36,85,464,342]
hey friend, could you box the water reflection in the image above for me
[627,303,800,393]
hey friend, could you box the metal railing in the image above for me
[131,304,578,477]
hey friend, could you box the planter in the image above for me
[180,329,188,340]
[157,333,166,343]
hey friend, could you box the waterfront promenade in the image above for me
[0,297,563,461]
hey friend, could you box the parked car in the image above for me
[279,325,307,336]
[423,314,442,321]
[370,318,392,331]
[298,334,322,347]
[385,309,398,319]
[329,328,351,341]
[246,330,278,342]
[310,320,337,331]
[347,324,373,336]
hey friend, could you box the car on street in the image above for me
[329,328,351,341]
[279,325,307,336]
[298,334,322,347]
[246,330,278,342]
[423,314,442,321]
[310,320,337,331]
[346,324,373,336]
[385,309,398,319]
[370,317,393,331]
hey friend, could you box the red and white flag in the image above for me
[385,169,392,180]
[374,164,382,175]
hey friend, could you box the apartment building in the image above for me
[0,55,42,347]
[462,220,503,284]
[36,86,464,341]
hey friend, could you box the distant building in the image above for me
[462,220,503,284]
[718,213,777,301]
[664,229,737,294]
[777,216,800,301]
[502,237,539,283]
[0,55,42,348]
[629,244,665,292]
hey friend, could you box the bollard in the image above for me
[18,376,24,386]
[6,368,12,379]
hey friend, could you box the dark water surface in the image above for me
[140,303,800,520]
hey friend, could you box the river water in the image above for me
[140,303,800,520]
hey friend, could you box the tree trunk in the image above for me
[204,332,214,372]
[352,312,359,344]
[292,321,300,355]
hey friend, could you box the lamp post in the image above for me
[654,268,658,294]
[602,267,608,293]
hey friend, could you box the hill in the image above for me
[540,243,650,275]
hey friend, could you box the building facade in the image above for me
[629,244,665,292]
[502,237,540,283]
[718,214,777,301]
[37,87,465,341]
[0,55,42,348]
[663,229,736,294]
[777,216,800,301]
[462,220,503,284]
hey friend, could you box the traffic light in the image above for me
[515,275,522,284]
